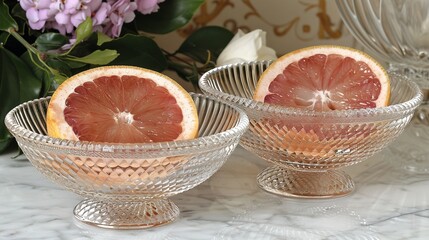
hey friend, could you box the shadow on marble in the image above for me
[212,197,383,240]
[73,218,179,240]
[3,146,429,239]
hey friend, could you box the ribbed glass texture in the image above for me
[5,93,249,229]
[336,0,429,172]
[336,0,429,69]
[199,61,422,198]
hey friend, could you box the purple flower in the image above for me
[136,0,164,15]
[92,2,111,32]
[103,0,137,37]
[48,0,93,34]
[20,0,57,30]
[19,0,51,10]
[19,0,166,40]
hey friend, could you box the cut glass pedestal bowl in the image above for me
[199,61,422,199]
[336,0,429,172]
[5,93,249,229]
[336,0,429,72]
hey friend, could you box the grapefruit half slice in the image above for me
[253,45,390,110]
[47,66,198,143]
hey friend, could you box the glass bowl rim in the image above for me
[5,93,249,153]
[199,60,423,119]
[335,0,429,68]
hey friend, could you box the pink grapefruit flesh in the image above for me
[47,66,199,143]
[254,45,390,111]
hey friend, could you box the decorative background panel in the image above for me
[153,0,381,90]
[155,0,360,55]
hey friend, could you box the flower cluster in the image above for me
[19,0,164,37]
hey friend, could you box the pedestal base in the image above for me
[74,198,180,229]
[257,166,355,199]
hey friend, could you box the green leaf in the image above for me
[16,60,42,103]
[135,0,204,34]
[0,47,42,152]
[169,62,199,90]
[0,48,19,152]
[51,73,67,85]
[0,32,9,44]
[101,34,167,72]
[62,59,87,69]
[11,3,27,35]
[21,51,53,96]
[35,33,69,52]
[97,32,112,46]
[75,17,93,44]
[177,26,234,62]
[65,49,119,65]
[2,48,41,102]
[46,58,73,76]
[0,0,18,32]
[11,3,26,21]
[68,32,99,57]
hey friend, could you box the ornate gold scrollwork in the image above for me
[178,0,343,41]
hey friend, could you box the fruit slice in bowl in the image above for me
[252,46,391,154]
[47,65,199,143]
[46,66,201,187]
[253,45,390,110]
[5,66,249,229]
[199,45,422,198]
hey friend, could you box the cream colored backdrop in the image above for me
[154,0,364,89]
[156,0,361,53]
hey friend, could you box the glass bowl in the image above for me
[199,61,422,199]
[336,0,429,172]
[4,93,249,229]
[336,0,429,75]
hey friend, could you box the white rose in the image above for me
[216,29,277,66]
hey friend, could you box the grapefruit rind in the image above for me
[46,66,198,143]
[253,45,390,109]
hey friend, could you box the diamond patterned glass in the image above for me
[5,93,249,229]
[199,61,422,198]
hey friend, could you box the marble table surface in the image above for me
[1,140,429,240]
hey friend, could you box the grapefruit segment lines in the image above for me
[254,45,390,111]
[47,66,198,143]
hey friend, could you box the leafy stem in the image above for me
[163,48,214,74]
[8,27,60,81]
[8,28,38,53]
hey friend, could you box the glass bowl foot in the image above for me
[257,166,355,199]
[73,198,180,229]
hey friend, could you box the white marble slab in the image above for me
[1,143,429,239]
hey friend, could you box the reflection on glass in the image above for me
[4,94,248,229]
[200,61,422,198]
[336,0,429,172]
